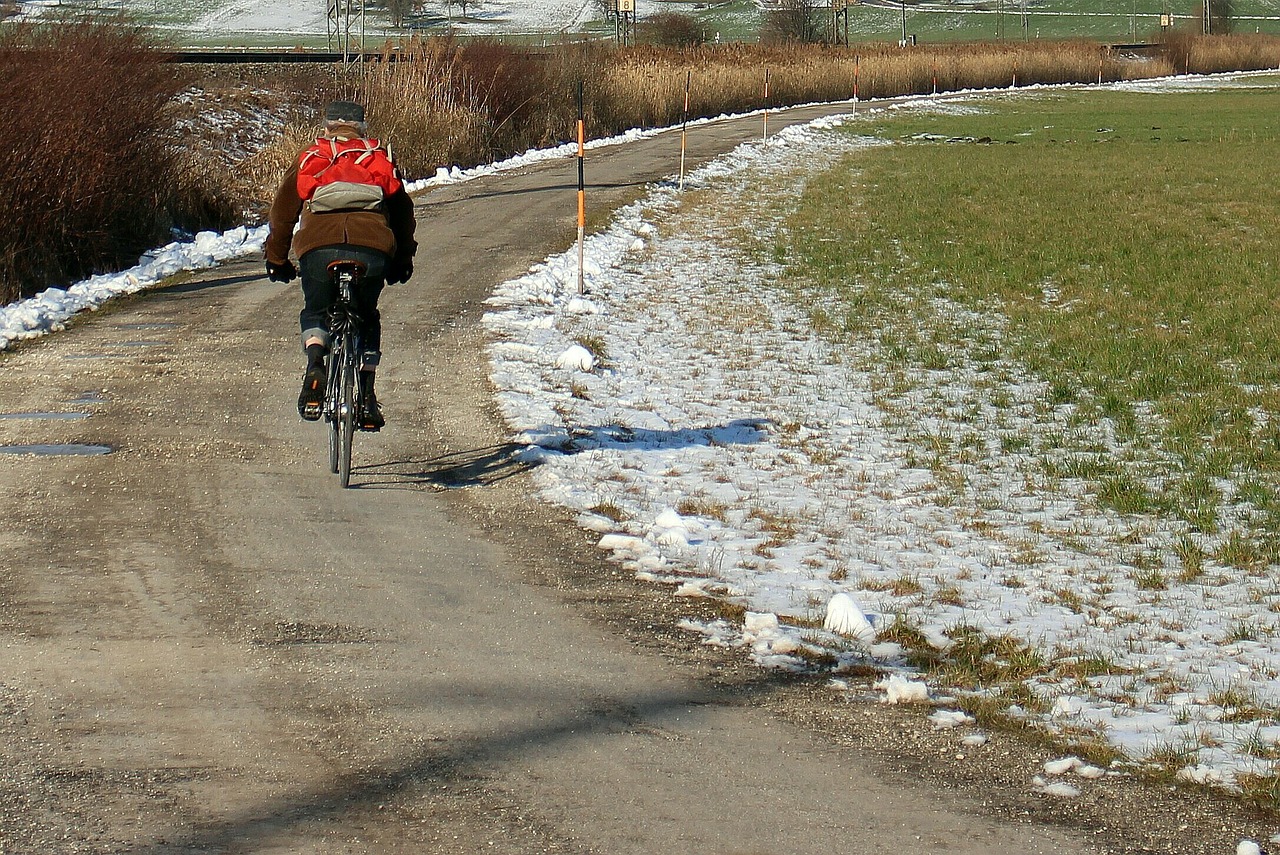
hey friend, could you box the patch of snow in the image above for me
[1031,776,1082,798]
[823,592,876,642]
[929,709,974,729]
[875,675,931,705]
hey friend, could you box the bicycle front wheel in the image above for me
[326,339,342,474]
[328,407,340,474]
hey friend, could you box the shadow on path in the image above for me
[531,417,771,454]
[425,180,651,206]
[156,273,262,296]
[131,670,804,855]
[351,442,534,489]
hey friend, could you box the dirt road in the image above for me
[0,100,1265,854]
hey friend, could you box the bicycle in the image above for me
[322,259,368,488]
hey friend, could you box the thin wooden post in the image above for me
[678,70,691,190]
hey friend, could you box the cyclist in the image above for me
[264,100,416,431]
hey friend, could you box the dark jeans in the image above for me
[299,244,388,354]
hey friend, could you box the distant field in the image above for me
[785,79,1280,567]
[15,0,1280,44]
[853,0,1280,43]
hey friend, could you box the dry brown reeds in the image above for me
[0,17,185,302]
[592,40,1180,129]
[1161,32,1280,75]
[352,39,495,178]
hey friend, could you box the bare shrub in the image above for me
[0,16,186,302]
[760,0,826,44]
[387,0,413,27]
[451,40,549,154]
[643,12,707,48]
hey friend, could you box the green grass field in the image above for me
[782,77,1280,565]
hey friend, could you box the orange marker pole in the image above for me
[576,81,586,295]
[854,54,860,114]
[932,61,938,95]
[678,70,691,190]
[763,67,770,140]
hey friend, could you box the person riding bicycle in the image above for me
[264,100,416,431]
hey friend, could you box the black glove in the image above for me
[386,259,413,285]
[266,260,297,283]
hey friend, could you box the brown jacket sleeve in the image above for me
[384,185,416,266]
[265,163,303,266]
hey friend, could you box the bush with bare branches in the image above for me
[644,12,708,48]
[0,17,185,302]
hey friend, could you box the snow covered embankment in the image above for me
[483,99,1280,812]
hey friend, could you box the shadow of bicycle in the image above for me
[352,442,533,489]
[351,418,770,490]
[530,417,771,454]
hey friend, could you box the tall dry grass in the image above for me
[353,39,498,178]
[592,41,1177,129]
[144,35,1280,220]
[1162,31,1280,74]
[0,17,185,302]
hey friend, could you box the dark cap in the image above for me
[324,100,365,124]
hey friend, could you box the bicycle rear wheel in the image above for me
[337,340,356,488]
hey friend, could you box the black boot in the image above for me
[298,344,326,421]
[358,370,384,431]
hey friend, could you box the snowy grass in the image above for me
[778,79,1280,802]
[484,74,1280,807]
[787,83,1280,591]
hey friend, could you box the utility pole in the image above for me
[327,0,365,66]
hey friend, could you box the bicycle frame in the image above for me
[323,260,366,487]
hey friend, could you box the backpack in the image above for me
[296,136,402,213]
